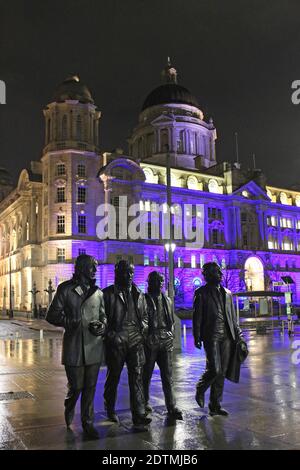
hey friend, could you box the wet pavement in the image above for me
[0,320,300,450]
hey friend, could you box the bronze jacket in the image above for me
[145,292,174,335]
[193,284,243,343]
[46,277,106,366]
[102,283,148,338]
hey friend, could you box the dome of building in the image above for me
[52,75,94,104]
[141,59,199,111]
[0,167,13,186]
[142,83,199,111]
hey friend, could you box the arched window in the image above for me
[62,115,68,140]
[76,115,82,141]
[193,277,202,290]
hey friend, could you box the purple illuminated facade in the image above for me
[1,65,300,311]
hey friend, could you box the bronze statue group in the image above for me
[46,255,248,439]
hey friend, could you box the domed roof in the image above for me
[142,83,199,111]
[141,58,199,111]
[52,75,94,104]
[0,167,13,186]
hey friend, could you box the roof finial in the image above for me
[161,58,178,84]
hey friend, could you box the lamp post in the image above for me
[5,234,13,319]
[165,143,176,304]
[29,282,40,319]
[165,242,176,303]
[44,279,55,306]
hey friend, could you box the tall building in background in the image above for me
[1,62,300,311]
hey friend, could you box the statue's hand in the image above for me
[89,320,105,337]
[194,338,202,350]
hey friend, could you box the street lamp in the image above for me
[3,234,13,318]
[164,144,176,305]
[29,282,40,319]
[44,279,55,307]
[165,242,176,302]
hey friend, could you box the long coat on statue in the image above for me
[46,276,106,366]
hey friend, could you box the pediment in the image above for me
[151,113,176,126]
[232,180,270,201]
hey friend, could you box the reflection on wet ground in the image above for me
[0,321,300,449]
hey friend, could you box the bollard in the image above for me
[40,329,44,342]
[15,331,19,344]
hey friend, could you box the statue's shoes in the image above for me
[82,424,99,439]
[209,405,229,417]
[167,407,183,420]
[107,411,120,424]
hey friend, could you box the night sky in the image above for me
[1,0,300,187]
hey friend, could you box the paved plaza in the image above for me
[0,320,300,450]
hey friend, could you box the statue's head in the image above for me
[147,271,164,295]
[74,255,98,282]
[202,262,223,286]
[115,260,135,289]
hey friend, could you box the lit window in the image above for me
[178,257,182,268]
[57,215,65,234]
[187,175,198,190]
[77,187,86,203]
[145,201,151,211]
[143,167,156,184]
[139,201,144,211]
[144,255,149,266]
[78,248,86,255]
[57,187,65,203]
[154,255,159,266]
[78,215,86,234]
[193,277,202,289]
[191,255,196,268]
[77,164,86,177]
[295,195,300,207]
[57,248,65,262]
[268,237,278,250]
[296,220,300,230]
[282,237,293,251]
[280,218,292,228]
[200,255,205,268]
[280,192,288,205]
[208,179,219,193]
[271,216,277,226]
[56,164,66,176]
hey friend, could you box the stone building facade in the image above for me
[1,64,300,311]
